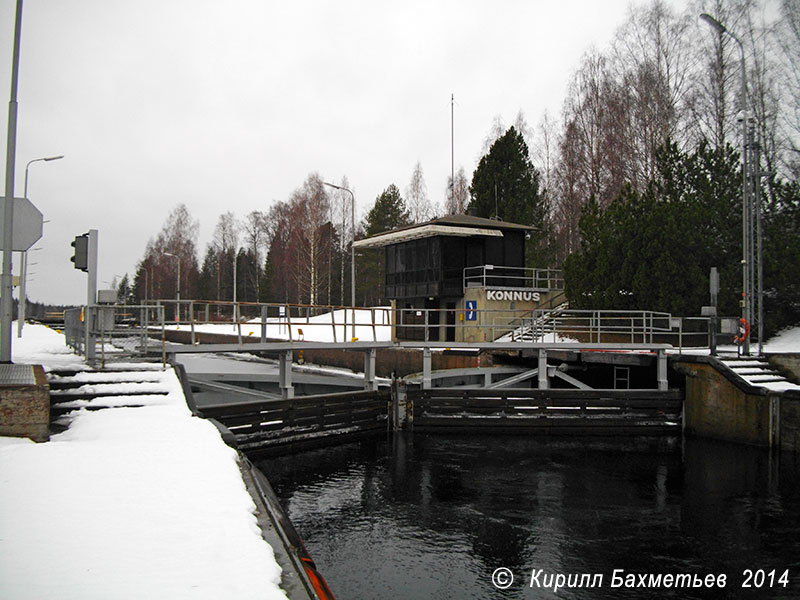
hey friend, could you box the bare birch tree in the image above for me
[406,161,433,223]
[133,203,199,304]
[445,167,469,215]
[241,210,268,299]
[292,173,330,305]
[213,212,239,303]
[479,114,507,157]
[778,0,800,177]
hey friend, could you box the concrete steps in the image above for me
[496,302,570,343]
[47,366,173,431]
[719,357,794,387]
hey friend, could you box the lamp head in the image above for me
[700,13,726,34]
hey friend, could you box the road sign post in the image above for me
[1,195,43,360]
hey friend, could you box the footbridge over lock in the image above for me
[165,339,681,451]
[63,301,696,451]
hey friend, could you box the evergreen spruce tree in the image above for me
[468,126,549,265]
[197,246,218,301]
[364,184,410,235]
[469,126,544,226]
[564,141,743,317]
[357,185,411,306]
[763,178,800,335]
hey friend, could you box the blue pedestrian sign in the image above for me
[465,300,477,321]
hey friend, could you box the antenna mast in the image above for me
[451,94,459,213]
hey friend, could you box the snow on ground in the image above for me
[763,326,800,353]
[1,324,286,600]
[165,307,393,343]
[11,321,87,371]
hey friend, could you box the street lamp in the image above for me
[17,155,64,337]
[700,12,760,355]
[163,252,180,322]
[1,0,23,363]
[323,181,356,341]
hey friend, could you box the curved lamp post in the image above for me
[323,181,356,341]
[17,155,63,337]
[700,12,760,355]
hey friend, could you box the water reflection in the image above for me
[257,435,800,599]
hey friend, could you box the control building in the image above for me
[353,214,565,342]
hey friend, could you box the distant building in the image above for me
[353,214,565,342]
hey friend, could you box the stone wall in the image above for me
[0,364,50,442]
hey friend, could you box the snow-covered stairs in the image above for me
[47,366,176,432]
[719,356,798,391]
[496,302,570,343]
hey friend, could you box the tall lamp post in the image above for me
[1,0,23,363]
[323,181,356,341]
[17,155,63,336]
[163,252,180,322]
[700,12,760,355]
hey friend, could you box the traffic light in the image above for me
[71,234,89,272]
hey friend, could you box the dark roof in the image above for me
[352,213,533,249]
[364,213,533,242]
[425,213,532,230]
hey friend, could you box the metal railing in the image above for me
[463,266,564,291]
[61,298,734,362]
[498,310,674,344]
[65,304,166,364]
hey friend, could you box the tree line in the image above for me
[121,0,799,334]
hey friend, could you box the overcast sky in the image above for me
[1,0,688,305]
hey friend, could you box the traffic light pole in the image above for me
[85,229,98,364]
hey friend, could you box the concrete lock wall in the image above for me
[768,354,800,384]
[679,357,800,453]
[683,362,772,446]
[782,395,800,454]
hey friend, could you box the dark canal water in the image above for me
[256,435,800,599]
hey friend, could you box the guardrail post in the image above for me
[279,350,294,399]
[190,301,196,345]
[86,306,97,366]
[260,305,268,343]
[769,394,781,448]
[236,305,243,346]
[391,378,406,431]
[538,348,548,389]
[364,348,377,391]
[657,349,668,391]
[422,347,431,390]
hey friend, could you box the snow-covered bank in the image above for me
[763,326,800,353]
[166,307,393,343]
[0,325,286,600]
